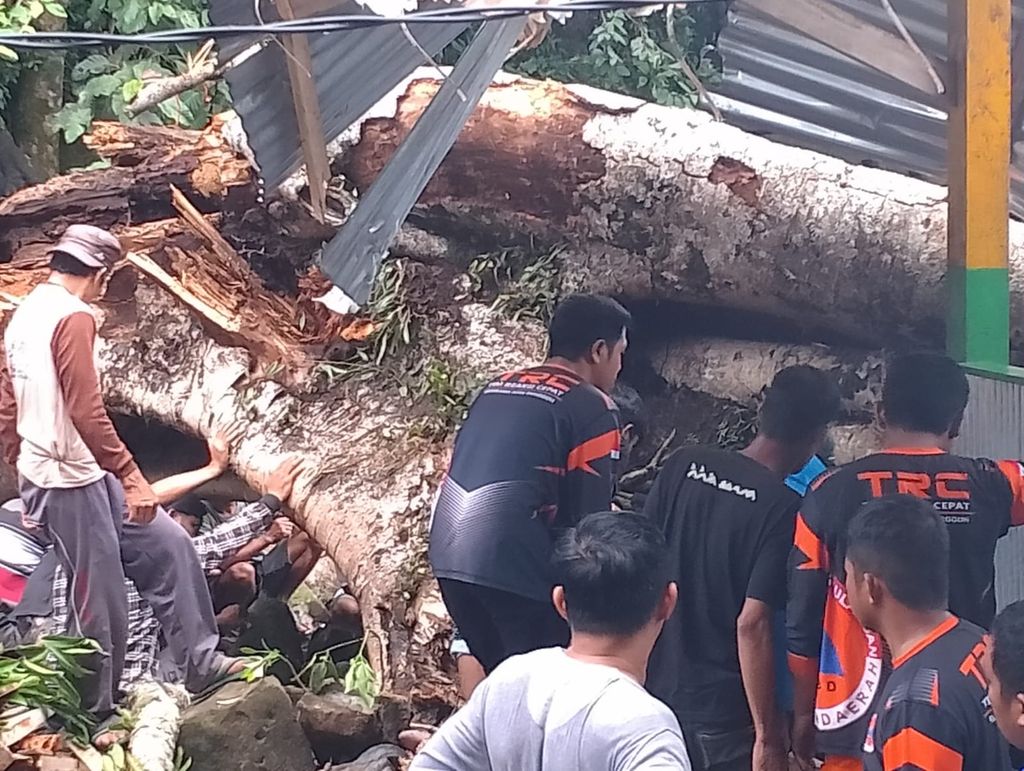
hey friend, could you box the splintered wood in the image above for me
[0,120,253,265]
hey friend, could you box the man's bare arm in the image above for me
[152,430,236,505]
[737,598,786,771]
[51,312,156,521]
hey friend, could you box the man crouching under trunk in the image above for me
[0,225,244,717]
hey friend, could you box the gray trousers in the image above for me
[20,473,225,713]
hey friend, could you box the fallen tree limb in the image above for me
[0,119,253,264]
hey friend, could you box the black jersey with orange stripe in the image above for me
[863,617,1010,771]
[787,449,1024,757]
[428,365,620,602]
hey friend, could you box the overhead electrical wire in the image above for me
[0,0,728,50]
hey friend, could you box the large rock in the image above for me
[327,744,404,771]
[297,690,379,761]
[179,678,316,771]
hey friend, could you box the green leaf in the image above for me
[27,0,45,19]
[0,45,18,62]
[72,54,111,80]
[307,661,327,694]
[82,73,121,98]
[121,77,142,102]
[119,0,147,33]
[50,101,93,143]
[43,2,67,18]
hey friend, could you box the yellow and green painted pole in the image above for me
[947,0,1012,368]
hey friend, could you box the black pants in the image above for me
[680,722,756,771]
[438,578,569,673]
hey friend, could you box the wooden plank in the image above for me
[275,0,331,222]
[738,0,943,95]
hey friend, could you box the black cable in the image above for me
[0,0,728,50]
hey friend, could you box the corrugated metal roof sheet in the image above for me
[322,17,527,303]
[210,0,466,190]
[713,0,1024,216]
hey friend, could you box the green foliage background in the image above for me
[0,3,722,167]
[447,7,723,108]
[0,0,229,141]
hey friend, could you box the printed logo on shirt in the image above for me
[685,462,757,502]
[816,578,885,731]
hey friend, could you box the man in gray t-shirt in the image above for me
[412,512,692,771]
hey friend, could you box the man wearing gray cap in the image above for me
[0,225,240,715]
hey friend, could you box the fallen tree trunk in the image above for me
[655,339,884,418]
[343,74,1024,355]
[0,231,550,707]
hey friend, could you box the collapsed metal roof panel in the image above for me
[209,0,467,190]
[322,17,528,304]
[714,0,1024,216]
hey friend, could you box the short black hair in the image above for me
[882,353,969,435]
[49,251,100,277]
[548,294,631,361]
[846,496,949,611]
[760,365,841,442]
[552,511,670,636]
[993,601,1024,697]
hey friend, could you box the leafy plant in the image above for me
[0,635,101,744]
[315,258,419,384]
[1,0,227,141]
[410,358,483,439]
[51,0,224,141]
[343,639,379,712]
[469,246,562,324]
[446,8,723,109]
[0,0,66,63]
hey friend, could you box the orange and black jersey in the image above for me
[863,617,1010,771]
[787,450,1024,757]
[428,365,620,602]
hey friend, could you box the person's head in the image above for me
[758,365,841,473]
[551,512,676,645]
[48,224,124,302]
[547,294,631,394]
[168,494,207,537]
[844,496,949,633]
[986,601,1024,749]
[879,353,969,445]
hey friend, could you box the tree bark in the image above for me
[0,120,254,264]
[8,3,65,179]
[342,74,1024,356]
[654,339,884,418]
[0,223,550,706]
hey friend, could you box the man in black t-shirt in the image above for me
[845,496,1009,770]
[429,294,630,673]
[645,366,840,771]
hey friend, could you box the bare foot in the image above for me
[216,604,244,633]
[398,727,434,754]
[93,729,127,751]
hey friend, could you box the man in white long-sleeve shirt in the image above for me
[412,512,692,771]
